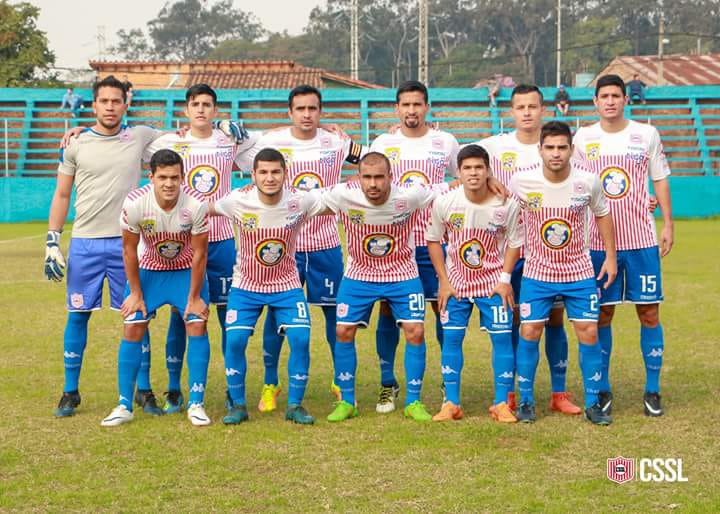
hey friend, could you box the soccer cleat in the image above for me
[327,401,358,422]
[585,403,613,425]
[404,401,433,422]
[516,402,536,423]
[54,391,81,417]
[507,391,517,412]
[162,390,185,414]
[432,401,464,422]
[330,381,342,402]
[598,391,613,415]
[285,404,315,425]
[440,383,447,403]
[101,405,133,427]
[224,390,232,410]
[376,384,400,414]
[223,404,249,425]
[549,392,582,415]
[187,404,211,426]
[134,389,164,416]
[489,401,518,423]
[643,392,664,417]
[258,383,282,413]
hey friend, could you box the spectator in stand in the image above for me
[628,74,647,105]
[488,74,502,107]
[60,88,84,118]
[122,75,134,107]
[554,84,570,117]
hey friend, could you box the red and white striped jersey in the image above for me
[323,182,445,283]
[214,187,325,293]
[573,120,670,251]
[120,184,209,271]
[145,129,259,243]
[426,187,523,298]
[370,129,459,246]
[510,165,609,283]
[237,128,364,252]
[474,131,542,187]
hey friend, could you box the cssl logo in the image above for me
[607,456,635,484]
[607,457,688,483]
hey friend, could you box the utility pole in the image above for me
[657,11,665,86]
[418,0,429,84]
[351,0,359,80]
[556,0,562,87]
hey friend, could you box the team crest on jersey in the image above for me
[400,170,429,185]
[527,192,543,211]
[278,148,294,166]
[140,219,156,234]
[172,143,191,158]
[585,143,600,161]
[540,219,572,250]
[600,167,630,199]
[189,165,220,196]
[501,152,517,173]
[459,239,485,269]
[240,213,258,231]
[384,147,401,164]
[255,238,286,266]
[363,233,395,258]
[293,172,323,191]
[156,240,184,259]
[449,213,465,231]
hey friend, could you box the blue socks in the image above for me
[334,341,357,405]
[376,312,399,387]
[598,325,613,392]
[404,342,426,405]
[262,308,283,386]
[440,330,464,405]
[516,337,540,404]
[62,311,90,392]
[641,324,664,393]
[166,310,186,392]
[187,334,210,406]
[117,339,142,411]
[491,332,515,405]
[225,328,250,405]
[578,341,603,408]
[137,329,152,391]
[285,327,311,405]
[544,324,568,393]
[321,305,337,364]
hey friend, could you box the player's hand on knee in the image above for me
[185,296,209,321]
[60,127,83,148]
[121,292,146,319]
[492,282,514,311]
[44,231,66,282]
[597,258,617,289]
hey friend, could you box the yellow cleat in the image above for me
[432,401,465,422]
[258,383,282,413]
[330,381,342,402]
[489,401,518,423]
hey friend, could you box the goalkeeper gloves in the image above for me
[215,119,249,145]
[44,230,66,282]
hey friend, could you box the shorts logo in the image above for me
[520,302,531,318]
[399,170,429,186]
[459,239,484,269]
[586,143,600,161]
[384,147,401,164]
[501,152,517,173]
[225,309,237,324]
[293,172,323,191]
[70,293,84,309]
[278,148,294,166]
[140,219,156,234]
[172,143,190,158]
[240,213,259,231]
[541,219,572,250]
[449,213,465,230]
[363,233,395,258]
[348,209,365,225]
[607,457,635,484]
[336,303,349,318]
[255,238,286,266]
[189,165,220,196]
[527,192,543,211]
[156,240,184,259]
[600,167,630,199]
[440,310,449,324]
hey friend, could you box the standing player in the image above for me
[426,144,522,422]
[322,152,452,423]
[238,85,364,412]
[368,80,460,413]
[474,84,580,415]
[101,149,211,426]
[574,74,673,416]
[45,76,163,417]
[211,148,328,425]
[511,121,617,425]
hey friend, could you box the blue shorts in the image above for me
[519,277,599,324]
[66,237,125,311]
[442,295,513,333]
[225,287,310,335]
[207,238,235,305]
[415,245,443,301]
[123,269,210,323]
[336,277,425,328]
[296,245,344,305]
[590,246,663,305]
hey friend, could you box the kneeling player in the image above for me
[101,149,212,427]
[427,144,522,422]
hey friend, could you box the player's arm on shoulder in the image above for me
[302,189,334,217]
[318,183,343,214]
[120,228,146,319]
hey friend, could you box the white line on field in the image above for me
[0,234,44,244]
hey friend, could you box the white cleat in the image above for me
[187,404,211,426]
[101,405,134,427]
[376,384,400,414]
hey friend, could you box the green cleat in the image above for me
[285,404,315,425]
[403,401,432,422]
[222,404,249,425]
[327,400,358,422]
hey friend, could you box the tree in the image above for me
[0,1,56,87]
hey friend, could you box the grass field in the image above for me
[1,221,718,512]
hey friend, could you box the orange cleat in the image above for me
[507,391,516,412]
[432,401,465,421]
[549,392,582,415]
[489,401,517,423]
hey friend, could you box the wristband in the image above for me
[499,272,512,284]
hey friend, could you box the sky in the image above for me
[29,0,322,70]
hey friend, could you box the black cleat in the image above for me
[643,392,664,417]
[585,403,613,425]
[516,402,536,423]
[598,391,613,416]
[134,389,164,416]
[54,391,81,417]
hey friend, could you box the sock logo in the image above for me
[517,375,530,383]
[589,372,602,382]
[379,358,390,365]
[646,348,664,357]
[554,359,568,368]
[408,379,423,386]
[225,368,240,376]
[63,351,81,359]
[291,374,308,381]
[166,356,181,363]
[441,365,458,375]
[337,372,354,381]
[498,371,514,379]
[119,395,129,403]
[141,344,150,353]
[190,382,205,393]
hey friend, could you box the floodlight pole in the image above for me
[351,0,359,80]
[418,0,429,84]
[556,0,562,87]
[657,12,665,86]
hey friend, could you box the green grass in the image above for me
[1,221,718,512]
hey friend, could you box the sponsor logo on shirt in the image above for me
[348,209,365,225]
[384,147,401,164]
[278,148,294,166]
[362,233,395,258]
[399,170,429,185]
[156,240,184,259]
[240,213,258,231]
[449,213,465,231]
[189,165,220,196]
[140,219,156,234]
[501,152,517,173]
[172,143,191,158]
[527,192,543,211]
[319,151,337,166]
[459,239,485,269]
[585,143,600,161]
[255,238,286,266]
[600,167,630,199]
[540,219,572,250]
[293,172,323,191]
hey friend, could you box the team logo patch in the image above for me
[520,302,531,318]
[336,303,349,318]
[348,209,365,225]
[440,310,449,324]
[449,213,465,230]
[179,208,192,224]
[399,170,429,185]
[432,138,444,150]
[363,233,395,258]
[140,219,156,234]
[492,207,508,225]
[240,213,258,231]
[278,148,294,166]
[501,152,517,173]
[172,143,190,158]
[573,181,587,195]
[541,219,572,250]
[459,239,484,269]
[527,192,543,211]
[629,133,643,144]
[156,240,184,259]
[293,172,323,191]
[585,143,600,161]
[255,238,286,266]
[287,197,300,214]
[600,167,630,199]
[225,309,237,325]
[119,129,131,142]
[607,457,635,484]
[384,147,401,164]
[70,293,84,309]
[393,199,408,212]
[188,165,220,196]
